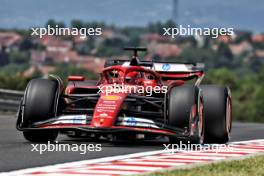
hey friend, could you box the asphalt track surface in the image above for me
[0,114,263,172]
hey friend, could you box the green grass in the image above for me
[143,155,264,176]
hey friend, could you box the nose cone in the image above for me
[91,94,126,127]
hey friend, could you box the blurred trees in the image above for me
[9,51,30,65]
[51,64,97,83]
[0,73,30,90]
[204,67,264,122]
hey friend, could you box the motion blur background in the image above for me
[0,0,263,122]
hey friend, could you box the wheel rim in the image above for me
[198,97,204,144]
[226,97,232,135]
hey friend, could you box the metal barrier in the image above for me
[0,89,24,111]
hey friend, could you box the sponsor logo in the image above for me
[54,115,87,124]
[73,117,84,124]
[118,117,160,129]
[102,100,116,104]
[97,106,116,110]
[96,109,115,113]
[162,63,171,71]
[98,103,116,107]
[126,117,137,126]
[102,95,121,101]
[99,113,108,117]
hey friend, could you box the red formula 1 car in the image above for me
[17,47,232,144]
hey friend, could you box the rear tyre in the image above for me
[168,85,204,144]
[22,78,60,142]
[200,85,232,144]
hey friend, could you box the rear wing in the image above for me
[122,60,204,78]
[105,59,205,84]
[151,62,204,73]
[119,60,204,71]
[150,62,205,85]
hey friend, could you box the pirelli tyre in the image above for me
[200,85,232,144]
[168,85,205,144]
[22,78,60,142]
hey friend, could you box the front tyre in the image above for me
[23,130,58,142]
[167,85,204,144]
[21,78,60,142]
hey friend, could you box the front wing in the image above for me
[17,115,190,138]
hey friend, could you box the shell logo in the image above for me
[102,95,121,101]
